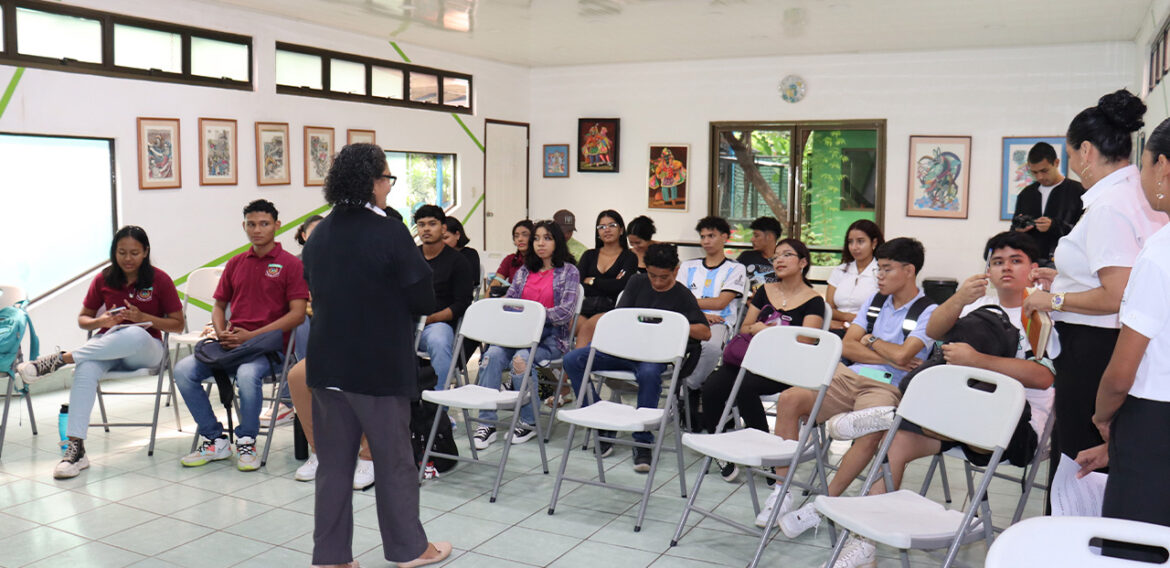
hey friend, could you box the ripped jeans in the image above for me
[475,325,562,426]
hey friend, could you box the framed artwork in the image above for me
[198,118,237,186]
[304,126,335,186]
[542,144,570,178]
[136,117,181,189]
[906,135,971,219]
[1000,136,1067,220]
[648,144,689,210]
[347,129,376,145]
[255,122,290,186]
[577,118,619,172]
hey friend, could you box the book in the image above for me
[1021,289,1053,358]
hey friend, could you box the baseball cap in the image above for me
[553,209,576,233]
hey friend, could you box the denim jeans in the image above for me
[477,326,563,426]
[174,351,284,440]
[562,346,667,444]
[67,326,164,439]
[419,322,455,390]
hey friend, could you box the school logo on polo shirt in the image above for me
[266,263,283,278]
[134,288,153,302]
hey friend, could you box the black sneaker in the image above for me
[53,438,88,479]
[510,423,537,445]
[598,441,614,458]
[633,447,652,473]
[473,426,497,450]
[17,351,67,384]
[716,459,739,482]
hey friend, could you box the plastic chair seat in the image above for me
[422,385,521,410]
[682,428,816,468]
[815,490,982,549]
[556,400,664,431]
[170,331,205,346]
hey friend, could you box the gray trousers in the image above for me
[685,324,729,390]
[312,388,428,564]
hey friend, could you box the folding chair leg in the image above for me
[543,370,566,443]
[490,404,525,503]
[673,406,687,498]
[962,459,977,501]
[169,372,182,431]
[593,429,607,483]
[0,378,13,459]
[671,455,711,546]
[920,452,940,496]
[548,423,578,515]
[900,550,912,568]
[1013,455,1047,524]
[633,436,664,532]
[528,377,549,474]
[96,384,111,433]
[825,528,852,567]
[937,452,953,503]
[147,370,166,456]
[980,497,994,547]
[462,408,479,461]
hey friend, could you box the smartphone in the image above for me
[106,306,127,315]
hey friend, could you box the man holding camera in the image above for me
[1012,142,1084,264]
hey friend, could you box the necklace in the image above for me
[774,282,801,309]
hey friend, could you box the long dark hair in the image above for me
[103,225,154,291]
[593,209,628,250]
[295,215,323,246]
[444,217,470,248]
[840,219,885,264]
[1067,89,1145,163]
[1146,117,1170,165]
[525,220,570,272]
[512,219,535,254]
[775,237,813,287]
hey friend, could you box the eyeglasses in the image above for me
[596,222,620,231]
[379,174,397,187]
[770,252,799,261]
[875,262,909,276]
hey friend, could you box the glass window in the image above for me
[372,66,404,99]
[191,37,249,82]
[409,72,439,104]
[113,24,181,73]
[799,129,880,264]
[330,58,366,95]
[275,49,322,89]
[442,77,470,107]
[16,8,102,63]
[714,128,792,246]
[385,151,457,222]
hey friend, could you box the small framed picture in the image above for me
[578,118,620,173]
[255,122,290,186]
[906,135,972,219]
[543,144,570,178]
[347,129,376,145]
[136,117,181,190]
[198,118,237,186]
[1000,136,1067,220]
[648,144,689,210]
[304,126,335,186]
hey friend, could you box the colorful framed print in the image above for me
[198,118,237,186]
[347,129,376,145]
[304,126,335,186]
[136,117,181,189]
[577,118,620,173]
[543,144,570,178]
[1000,136,1067,220]
[255,122,290,186]
[648,144,689,210]
[906,135,971,219]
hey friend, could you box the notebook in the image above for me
[1021,289,1053,358]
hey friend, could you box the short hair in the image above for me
[525,220,571,271]
[1067,89,1145,162]
[243,199,278,221]
[593,209,628,250]
[323,143,385,207]
[874,237,925,274]
[748,216,783,239]
[695,215,731,236]
[627,215,657,241]
[644,243,679,270]
[444,217,470,248]
[841,219,885,264]
[1026,142,1058,165]
[413,204,446,225]
[295,215,324,246]
[983,231,1041,264]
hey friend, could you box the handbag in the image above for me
[721,306,786,367]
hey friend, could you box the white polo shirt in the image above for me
[1052,165,1167,328]
[1120,223,1170,402]
[828,259,880,315]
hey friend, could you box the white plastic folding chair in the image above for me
[91,330,175,455]
[986,516,1170,567]
[0,285,37,457]
[814,365,1026,568]
[418,298,549,502]
[670,327,842,568]
[547,308,691,532]
[168,267,224,428]
[537,283,586,441]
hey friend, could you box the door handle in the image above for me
[486,212,494,217]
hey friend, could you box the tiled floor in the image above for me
[0,371,1045,567]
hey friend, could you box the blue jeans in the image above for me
[477,326,563,426]
[419,322,455,390]
[174,351,284,440]
[563,346,667,444]
[67,326,164,439]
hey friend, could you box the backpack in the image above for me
[409,359,459,473]
[0,301,39,375]
[896,305,1020,392]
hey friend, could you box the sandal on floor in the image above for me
[397,542,452,568]
[543,390,574,408]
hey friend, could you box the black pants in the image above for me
[701,364,788,433]
[1101,396,1170,561]
[1052,322,1119,461]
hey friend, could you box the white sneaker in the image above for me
[53,438,89,479]
[235,437,260,471]
[510,423,537,445]
[825,536,876,568]
[780,502,822,538]
[473,426,497,450]
[181,435,231,467]
[755,487,794,528]
[353,458,375,490]
[826,406,896,440]
[260,403,295,426]
[295,453,319,482]
[16,351,66,384]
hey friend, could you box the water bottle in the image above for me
[58,404,69,453]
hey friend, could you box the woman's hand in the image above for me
[1031,267,1057,291]
[1022,290,1053,315]
[748,321,768,335]
[95,310,125,328]
[1075,443,1109,478]
[1092,412,1112,442]
[120,300,146,323]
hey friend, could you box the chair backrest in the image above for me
[0,285,26,310]
[591,308,689,363]
[185,267,224,304]
[564,284,587,344]
[986,516,1170,567]
[457,298,547,348]
[896,364,1025,451]
[741,327,841,390]
[821,299,833,331]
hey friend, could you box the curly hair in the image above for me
[323,143,386,207]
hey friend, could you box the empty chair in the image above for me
[986,516,1170,567]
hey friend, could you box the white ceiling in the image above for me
[211,0,1155,67]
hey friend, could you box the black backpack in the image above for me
[896,305,1020,392]
[409,359,459,473]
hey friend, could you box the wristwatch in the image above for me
[865,335,878,349]
[1050,292,1066,312]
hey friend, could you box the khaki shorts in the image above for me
[814,363,903,423]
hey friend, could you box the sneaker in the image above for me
[181,435,231,467]
[422,461,440,480]
[53,438,88,479]
[295,453,318,482]
[716,459,739,483]
[236,437,260,471]
[353,458,375,490]
[780,502,822,538]
[473,426,497,450]
[16,351,66,384]
[511,423,537,445]
[633,447,652,473]
[826,406,896,441]
[260,403,295,426]
[598,440,614,458]
[755,487,794,528]
[825,536,876,568]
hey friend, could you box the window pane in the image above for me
[409,72,439,104]
[114,24,181,73]
[385,151,457,222]
[191,37,249,82]
[442,77,469,107]
[16,8,102,63]
[714,129,791,245]
[276,50,322,89]
[330,58,366,95]
[800,129,879,265]
[372,66,404,99]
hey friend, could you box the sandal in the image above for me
[543,389,574,408]
[397,542,452,568]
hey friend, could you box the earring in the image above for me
[1080,164,1091,179]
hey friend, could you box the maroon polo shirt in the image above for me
[214,243,310,338]
[83,267,183,340]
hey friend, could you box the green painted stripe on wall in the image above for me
[389,41,412,64]
[0,68,25,120]
[461,193,485,224]
[452,113,484,152]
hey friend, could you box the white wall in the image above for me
[527,42,1136,282]
[1138,0,1170,135]
[0,0,530,356]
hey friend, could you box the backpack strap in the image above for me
[19,302,39,361]
[865,294,888,334]
[900,296,935,339]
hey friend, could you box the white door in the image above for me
[483,120,529,253]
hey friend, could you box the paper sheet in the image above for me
[1050,453,1108,516]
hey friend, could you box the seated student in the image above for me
[574,209,638,348]
[488,220,534,292]
[755,238,935,540]
[826,219,884,333]
[554,209,589,263]
[175,199,309,471]
[415,205,474,388]
[444,217,481,289]
[18,226,184,479]
[562,243,710,472]
[699,238,824,481]
[284,359,378,489]
[735,216,784,294]
[472,220,580,449]
[626,215,658,272]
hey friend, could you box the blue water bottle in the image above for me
[58,404,69,453]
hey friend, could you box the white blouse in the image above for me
[827,259,879,315]
[1052,165,1167,328]
[1120,223,1170,402]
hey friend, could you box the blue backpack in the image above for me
[0,301,39,375]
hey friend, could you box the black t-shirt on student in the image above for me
[617,273,709,355]
[750,288,826,327]
[458,247,481,285]
[419,244,474,325]
[737,250,776,293]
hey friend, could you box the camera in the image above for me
[1010,213,1035,231]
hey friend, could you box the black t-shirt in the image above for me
[458,247,481,284]
[1013,177,1085,260]
[749,288,826,328]
[737,250,776,294]
[579,248,638,300]
[617,273,709,353]
[420,244,474,324]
